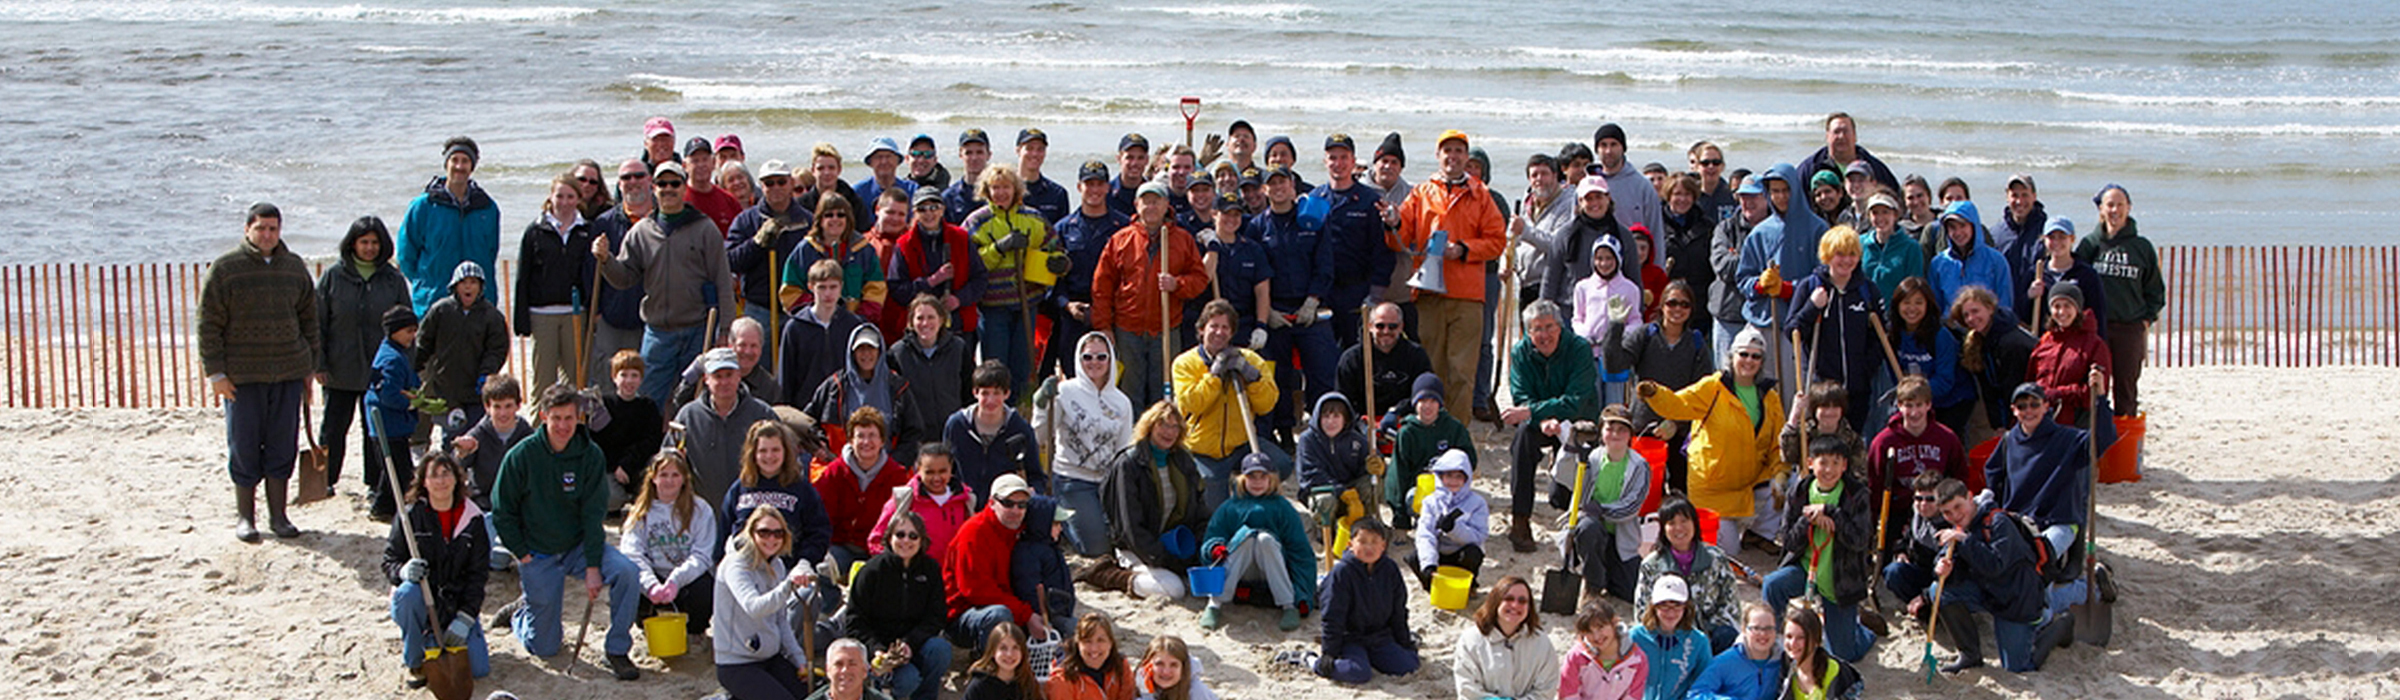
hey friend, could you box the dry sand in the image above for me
[4,367,2397,699]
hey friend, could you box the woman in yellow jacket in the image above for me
[1172,299,1283,515]
[964,163,1061,396]
[1636,325,1784,555]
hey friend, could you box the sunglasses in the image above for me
[822,211,850,219]
[1080,353,1109,362]
[1697,158,1725,167]
[1372,322,1400,330]
[760,177,792,187]
[618,172,649,181]
[575,176,603,186]
[1735,351,1765,360]
[995,497,1031,510]
[753,527,787,539]
[1913,495,1938,502]
[913,203,943,212]
[909,150,936,158]
[890,530,922,541]
[654,179,686,189]
[1663,299,1692,308]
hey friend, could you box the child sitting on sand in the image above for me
[1410,449,1489,590]
[1388,373,1473,531]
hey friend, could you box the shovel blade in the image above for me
[2072,598,2112,647]
[423,648,474,700]
[1539,568,1580,616]
[293,448,330,506]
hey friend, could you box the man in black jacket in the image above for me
[1930,478,2075,674]
[1315,518,1420,684]
[1334,302,1433,432]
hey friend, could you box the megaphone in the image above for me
[1407,229,1448,295]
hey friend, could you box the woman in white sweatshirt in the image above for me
[1032,331,1134,556]
[618,450,718,633]
[713,507,818,700]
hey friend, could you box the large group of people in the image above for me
[192,111,2156,698]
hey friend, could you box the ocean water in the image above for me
[4,0,2396,264]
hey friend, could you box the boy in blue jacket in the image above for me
[365,306,422,522]
[1314,518,1420,684]
[1009,496,1077,635]
[1409,449,1488,590]
[1930,477,2075,673]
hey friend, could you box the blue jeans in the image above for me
[949,604,1018,653]
[514,548,643,657]
[1193,441,1293,513]
[1320,639,1419,684]
[1940,578,2041,672]
[1883,557,1937,603]
[1761,565,1878,663]
[978,306,1032,396]
[1055,476,1111,557]
[639,325,707,409]
[390,582,492,677]
[890,636,955,700]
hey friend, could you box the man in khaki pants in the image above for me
[1380,130,1504,414]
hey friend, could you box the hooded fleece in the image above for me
[1037,332,1136,484]
[1927,200,2012,313]
[1735,164,1830,328]
[317,224,410,392]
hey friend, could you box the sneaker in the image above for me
[1198,606,1223,630]
[607,654,641,681]
[490,597,523,633]
[1939,656,1984,674]
[1278,607,1302,631]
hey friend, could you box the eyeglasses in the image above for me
[655,179,686,189]
[1913,495,1938,502]
[1697,159,1725,167]
[913,203,943,212]
[995,497,1031,510]
[822,211,850,220]
[1663,299,1692,308]
[576,176,603,186]
[1080,353,1109,362]
[890,530,922,541]
[908,150,936,158]
[1735,351,1765,360]
[753,527,787,539]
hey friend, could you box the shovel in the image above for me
[1540,443,1586,617]
[2073,373,2114,647]
[1922,543,1955,684]
[366,404,473,700]
[294,390,331,506]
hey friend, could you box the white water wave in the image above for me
[1517,46,2039,75]
[0,2,597,24]
[623,74,836,102]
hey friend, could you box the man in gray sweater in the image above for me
[200,202,321,542]
[594,160,735,408]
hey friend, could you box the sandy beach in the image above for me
[4,366,2396,699]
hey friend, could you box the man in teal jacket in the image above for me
[1499,299,1596,552]
[397,136,502,315]
[490,384,644,681]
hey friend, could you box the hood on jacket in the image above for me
[449,260,488,290]
[1312,392,1355,437]
[340,219,395,267]
[424,176,496,212]
[1757,163,1824,235]
[1938,200,1990,254]
[1019,495,1061,545]
[1070,330,1119,392]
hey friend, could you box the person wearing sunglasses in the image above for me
[1601,279,1713,494]
[595,159,738,408]
[713,507,819,699]
[943,473,1048,653]
[843,511,953,700]
[887,187,987,346]
[1450,574,1558,700]
[1636,326,1785,556]
[1031,332,1133,557]
[1882,470,1954,626]
[584,159,654,386]
[904,133,951,193]
[779,193,889,328]
[1334,302,1434,430]
[1686,141,1735,224]
[727,159,815,331]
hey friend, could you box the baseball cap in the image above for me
[1214,188,1242,209]
[1228,119,1255,137]
[1435,129,1469,148]
[701,347,741,373]
[755,159,793,180]
[1866,192,1898,212]
[1118,133,1149,153]
[1016,128,1047,146]
[1577,177,1611,198]
[1845,160,1874,178]
[1239,166,1264,187]
[909,133,936,149]
[1263,134,1294,156]
[959,129,990,147]
[2011,382,2049,404]
[683,137,712,157]
[714,134,743,154]
[644,116,675,139]
[1077,160,1110,182]
[1641,162,1669,175]
[1263,164,1295,182]
[991,473,1033,501]
[1324,133,1356,152]
[2044,217,2077,238]
[1240,452,1275,475]
[1137,180,1172,199]
[2007,172,2038,192]
[653,160,688,180]
[911,187,944,207]
[1650,575,1690,604]
[1735,177,1765,196]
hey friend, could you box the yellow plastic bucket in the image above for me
[1412,473,1435,512]
[1430,566,1473,610]
[643,612,689,658]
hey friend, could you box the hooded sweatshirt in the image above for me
[1036,332,1136,484]
[780,302,867,403]
[1546,209,1630,305]
[1295,392,1372,492]
[711,540,807,668]
[1927,200,2012,313]
[618,496,719,592]
[943,507,1031,623]
[892,327,974,437]
[2075,217,2164,324]
[1602,316,1715,431]
[1452,621,1560,700]
[1961,305,2037,430]
[1994,201,2051,317]
[414,268,509,407]
[1632,624,1713,700]
[674,385,778,509]
[1102,442,1209,571]
[491,428,610,568]
[1855,224,1924,302]
[1867,411,1969,492]
[1574,238,1647,365]
[1685,644,1785,700]
[1983,411,2091,530]
[716,468,834,568]
[812,442,911,553]
[598,205,734,333]
[317,224,409,392]
[1414,474,1489,557]
[1735,164,1830,328]
[1786,265,1885,420]
[868,473,975,567]
[805,324,920,455]
[1319,551,1416,655]
[396,177,501,315]
[1010,496,1076,625]
[2028,308,2113,426]
[1560,636,1649,700]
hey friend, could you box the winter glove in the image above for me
[994,231,1029,253]
[753,217,785,249]
[1265,313,1292,330]
[443,612,475,647]
[1209,543,1229,564]
[1606,295,1633,323]
[1231,357,1262,384]
[1210,351,1246,380]
[400,558,429,584]
[1248,327,1268,349]
[1755,265,1792,299]
[1296,297,1322,326]
[1365,454,1388,478]
[1437,509,1464,533]
[1033,376,1060,410]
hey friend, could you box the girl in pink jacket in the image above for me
[1559,603,1647,700]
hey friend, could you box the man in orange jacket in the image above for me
[1382,130,1505,413]
[1092,180,1210,410]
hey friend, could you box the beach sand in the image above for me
[4,366,2396,699]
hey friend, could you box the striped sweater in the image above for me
[199,238,320,384]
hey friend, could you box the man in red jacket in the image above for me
[1092,181,1209,410]
[813,407,912,577]
[1381,130,1505,413]
[944,472,1040,652]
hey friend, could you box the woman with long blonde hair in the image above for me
[617,450,717,633]
[712,507,818,700]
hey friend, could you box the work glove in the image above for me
[1365,454,1388,478]
[1607,296,1632,323]
[400,558,429,584]
[1248,327,1268,349]
[1755,265,1792,299]
[443,613,475,647]
[1635,380,1664,399]
[1265,313,1292,330]
[1296,297,1322,326]
[753,217,784,249]
[994,231,1029,253]
[1437,508,1464,533]
[1033,376,1060,411]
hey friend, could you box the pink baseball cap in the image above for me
[644,117,675,139]
[714,133,743,153]
[1577,176,1611,198]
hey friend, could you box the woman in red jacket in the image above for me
[813,407,912,577]
[2027,281,2112,427]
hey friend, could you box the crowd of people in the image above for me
[191,111,2156,699]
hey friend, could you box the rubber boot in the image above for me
[1507,516,1537,553]
[233,485,261,543]
[264,478,301,538]
[1938,603,1985,673]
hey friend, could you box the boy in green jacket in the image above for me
[1387,373,1475,531]
[489,384,645,681]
